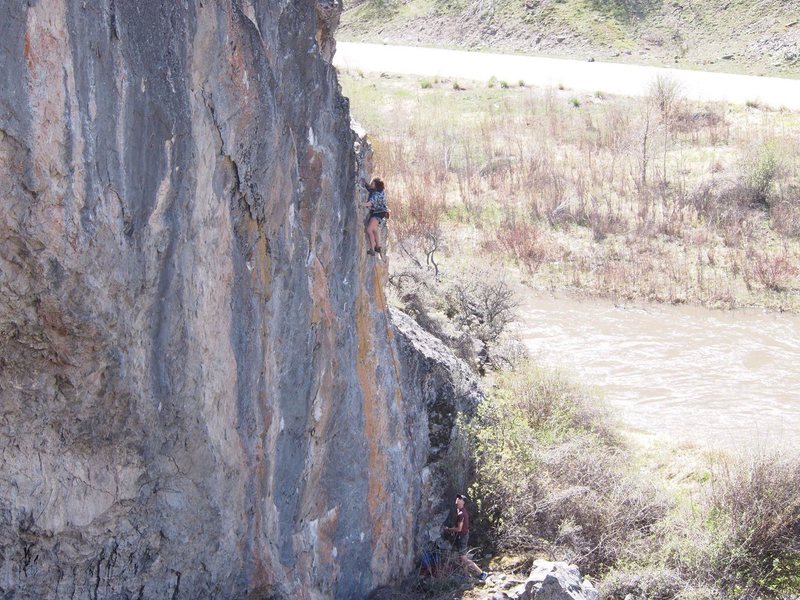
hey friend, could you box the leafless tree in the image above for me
[446,270,519,346]
[649,75,683,188]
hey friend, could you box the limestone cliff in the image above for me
[0,2,478,598]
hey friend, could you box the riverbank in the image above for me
[341,69,800,314]
[370,359,800,599]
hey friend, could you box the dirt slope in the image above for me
[339,0,800,77]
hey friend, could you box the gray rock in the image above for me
[0,1,480,599]
[390,308,484,548]
[509,583,530,597]
[519,560,599,600]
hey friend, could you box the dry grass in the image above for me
[342,71,800,312]
[604,452,800,599]
[367,545,483,600]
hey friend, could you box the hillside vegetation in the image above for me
[342,71,800,311]
[372,359,800,600]
[340,0,800,77]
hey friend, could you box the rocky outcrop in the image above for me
[0,2,473,599]
[390,308,484,550]
[315,0,342,63]
[490,560,600,600]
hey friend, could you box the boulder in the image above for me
[521,560,599,600]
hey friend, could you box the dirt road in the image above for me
[334,42,800,110]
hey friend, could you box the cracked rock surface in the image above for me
[0,2,474,598]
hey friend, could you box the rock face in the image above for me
[0,2,472,598]
[389,309,483,549]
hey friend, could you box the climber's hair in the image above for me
[371,177,384,192]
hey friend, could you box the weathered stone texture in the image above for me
[0,2,468,599]
[389,309,483,551]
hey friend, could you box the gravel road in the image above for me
[334,42,800,110]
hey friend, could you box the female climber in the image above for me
[361,176,389,257]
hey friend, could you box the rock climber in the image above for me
[360,176,389,257]
[443,494,490,582]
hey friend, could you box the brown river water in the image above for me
[516,294,800,451]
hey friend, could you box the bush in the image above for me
[700,454,800,598]
[648,453,800,599]
[745,249,799,291]
[493,220,550,274]
[744,141,783,207]
[441,269,519,348]
[467,364,666,573]
[770,192,800,237]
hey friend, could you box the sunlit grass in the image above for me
[341,70,800,311]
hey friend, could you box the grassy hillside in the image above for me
[341,70,800,311]
[339,0,800,77]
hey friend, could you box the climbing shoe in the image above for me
[478,572,489,582]
[375,246,383,257]
[367,249,375,256]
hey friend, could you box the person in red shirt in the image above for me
[443,494,489,582]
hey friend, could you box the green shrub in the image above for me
[744,141,783,206]
[467,363,665,573]
[648,453,800,599]
[420,78,433,89]
[488,75,498,88]
[700,455,800,597]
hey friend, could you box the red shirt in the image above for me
[456,507,470,534]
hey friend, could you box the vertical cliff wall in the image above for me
[0,2,483,598]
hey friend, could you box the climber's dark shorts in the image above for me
[454,533,469,555]
[370,211,389,222]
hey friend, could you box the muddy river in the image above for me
[516,294,800,451]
